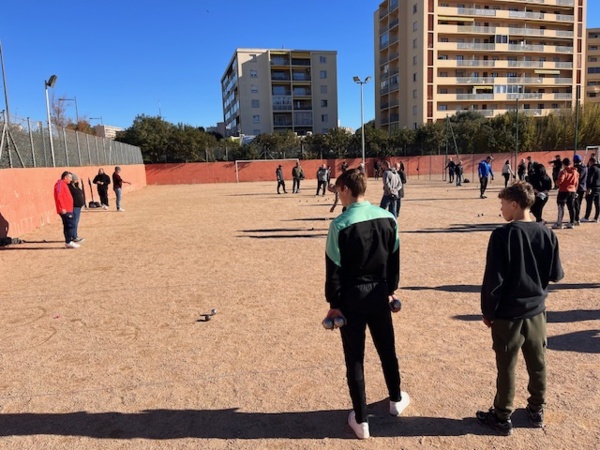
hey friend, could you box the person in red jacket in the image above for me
[54,171,79,249]
[552,158,579,230]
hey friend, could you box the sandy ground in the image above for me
[1,177,599,450]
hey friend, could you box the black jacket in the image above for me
[587,164,600,191]
[93,173,111,190]
[68,183,86,208]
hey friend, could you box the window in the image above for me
[321,99,328,107]
[250,69,257,78]
[413,89,417,99]
[440,71,448,77]
[441,37,449,43]
[252,115,260,123]
[251,85,258,93]
[551,103,559,108]
[413,22,418,31]
[253,129,261,135]
[251,99,260,108]
[321,114,329,122]
[413,105,418,115]
[413,56,417,65]
[320,85,328,94]
[590,57,598,63]
[440,88,448,94]
[413,73,417,81]
[413,39,418,49]
[320,56,327,63]
[440,105,447,111]
[413,3,417,13]
[320,70,327,79]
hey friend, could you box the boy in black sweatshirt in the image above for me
[477,181,564,436]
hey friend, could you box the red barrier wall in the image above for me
[0,165,147,238]
[145,151,581,185]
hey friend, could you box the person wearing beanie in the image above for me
[68,174,86,243]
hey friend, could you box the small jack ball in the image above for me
[333,316,346,328]
[322,318,334,330]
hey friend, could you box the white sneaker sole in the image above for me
[390,391,411,416]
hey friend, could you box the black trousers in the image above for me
[292,178,301,193]
[339,282,401,423]
[316,181,327,195]
[480,176,489,196]
[448,170,454,183]
[277,180,286,193]
[584,190,600,220]
[574,191,585,222]
[98,188,109,206]
[531,195,549,222]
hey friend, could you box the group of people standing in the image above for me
[444,158,465,186]
[53,166,131,249]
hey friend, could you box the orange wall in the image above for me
[145,151,580,185]
[0,165,147,238]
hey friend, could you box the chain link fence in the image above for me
[0,112,142,169]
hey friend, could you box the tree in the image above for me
[115,115,174,163]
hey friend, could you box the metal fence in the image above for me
[0,113,143,169]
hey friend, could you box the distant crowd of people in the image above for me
[275,160,407,219]
[53,166,131,249]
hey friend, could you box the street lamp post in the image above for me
[353,76,371,166]
[44,74,58,167]
[90,116,103,124]
[58,96,79,125]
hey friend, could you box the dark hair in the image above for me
[505,160,510,164]
[61,171,71,179]
[498,181,535,209]
[562,158,571,167]
[335,168,366,197]
[532,162,547,176]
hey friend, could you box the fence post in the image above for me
[86,133,91,165]
[27,117,36,167]
[40,121,47,166]
[75,130,82,166]
[63,128,69,167]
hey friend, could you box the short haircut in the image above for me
[335,168,366,197]
[562,158,571,166]
[498,181,535,209]
[61,171,71,179]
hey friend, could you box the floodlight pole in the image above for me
[0,40,11,125]
[45,74,58,167]
[59,96,80,124]
[353,75,372,165]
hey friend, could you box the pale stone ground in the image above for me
[1,178,599,449]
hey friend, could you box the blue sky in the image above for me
[1,1,598,132]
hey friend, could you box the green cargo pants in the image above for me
[491,311,547,420]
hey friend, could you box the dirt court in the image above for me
[1,177,599,449]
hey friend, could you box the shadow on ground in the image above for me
[405,283,600,294]
[0,405,497,440]
[403,223,501,234]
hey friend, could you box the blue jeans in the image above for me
[115,188,123,210]
[380,195,398,218]
[73,207,82,238]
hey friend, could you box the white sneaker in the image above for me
[117,208,125,212]
[65,241,80,249]
[348,411,369,439]
[390,391,411,416]
[102,205,108,210]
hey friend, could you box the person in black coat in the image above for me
[93,168,111,209]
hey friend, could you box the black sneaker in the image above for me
[526,406,544,428]
[476,408,513,436]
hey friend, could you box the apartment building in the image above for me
[221,48,338,136]
[375,0,587,132]
[586,28,600,103]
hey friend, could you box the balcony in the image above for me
[456,94,494,100]
[456,77,497,84]
[509,11,545,20]
[456,43,496,51]
[458,7,497,16]
[554,93,573,99]
[456,26,497,34]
